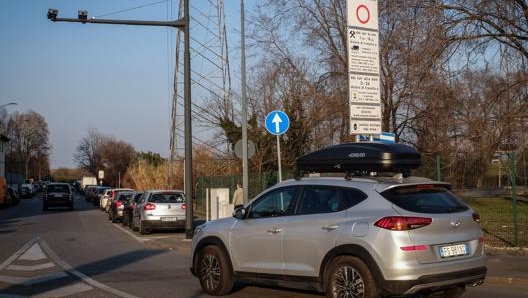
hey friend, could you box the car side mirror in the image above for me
[233,207,246,219]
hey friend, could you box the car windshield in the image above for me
[380,185,469,214]
[149,193,185,203]
[48,184,70,193]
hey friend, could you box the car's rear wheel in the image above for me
[131,217,139,231]
[139,220,148,234]
[424,286,465,298]
[325,256,378,298]
[196,245,233,296]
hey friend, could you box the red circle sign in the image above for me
[356,4,370,24]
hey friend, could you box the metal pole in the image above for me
[240,0,249,204]
[276,135,282,182]
[183,0,194,239]
[47,3,193,238]
[510,152,519,246]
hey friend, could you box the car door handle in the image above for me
[322,225,338,231]
[267,227,283,234]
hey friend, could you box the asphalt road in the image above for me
[0,192,526,298]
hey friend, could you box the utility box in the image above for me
[207,188,234,221]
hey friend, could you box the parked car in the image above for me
[93,186,111,206]
[190,142,487,298]
[43,182,74,211]
[122,192,143,227]
[19,184,33,199]
[7,187,20,206]
[109,191,136,223]
[101,188,134,212]
[131,190,186,234]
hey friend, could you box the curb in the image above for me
[484,276,528,286]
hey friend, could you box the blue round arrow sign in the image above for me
[265,110,290,136]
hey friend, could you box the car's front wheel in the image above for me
[196,245,234,296]
[325,256,378,298]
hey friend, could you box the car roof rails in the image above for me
[294,142,421,180]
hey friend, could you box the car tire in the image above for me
[139,220,148,235]
[324,256,378,298]
[122,214,128,226]
[196,245,234,296]
[69,204,73,210]
[43,204,48,211]
[131,217,139,231]
[424,287,465,298]
[111,212,118,223]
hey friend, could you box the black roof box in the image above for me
[295,142,421,178]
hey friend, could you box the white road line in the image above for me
[7,262,55,271]
[0,272,68,286]
[39,239,142,298]
[0,238,39,271]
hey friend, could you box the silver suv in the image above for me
[190,143,486,298]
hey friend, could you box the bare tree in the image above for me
[6,111,50,180]
[73,129,135,187]
[73,128,104,176]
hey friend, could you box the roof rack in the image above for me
[294,142,421,180]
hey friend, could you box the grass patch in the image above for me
[461,196,528,248]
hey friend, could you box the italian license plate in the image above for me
[161,217,177,222]
[439,244,468,258]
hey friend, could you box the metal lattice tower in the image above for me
[168,0,232,188]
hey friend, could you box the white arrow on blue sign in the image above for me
[265,110,290,136]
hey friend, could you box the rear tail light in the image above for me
[144,203,156,210]
[472,212,481,223]
[375,216,432,231]
[182,203,186,210]
[116,201,122,207]
[400,245,428,251]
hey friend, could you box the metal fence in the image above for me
[195,172,528,250]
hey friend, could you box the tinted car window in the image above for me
[149,192,185,203]
[47,184,70,193]
[381,185,469,214]
[248,187,296,219]
[297,186,367,215]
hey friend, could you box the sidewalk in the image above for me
[155,234,528,287]
[485,255,528,286]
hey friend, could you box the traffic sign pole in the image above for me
[265,110,290,183]
[276,135,282,182]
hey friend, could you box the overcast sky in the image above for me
[0,0,243,169]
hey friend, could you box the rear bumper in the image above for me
[380,266,487,296]
[142,219,185,230]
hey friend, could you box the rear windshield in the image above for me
[47,184,70,193]
[380,185,469,214]
[149,193,185,203]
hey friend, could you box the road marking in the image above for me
[19,243,46,261]
[0,272,68,286]
[7,262,55,271]
[0,237,141,298]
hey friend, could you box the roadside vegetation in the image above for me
[462,195,528,253]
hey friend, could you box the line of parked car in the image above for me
[0,177,48,209]
[83,185,187,235]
